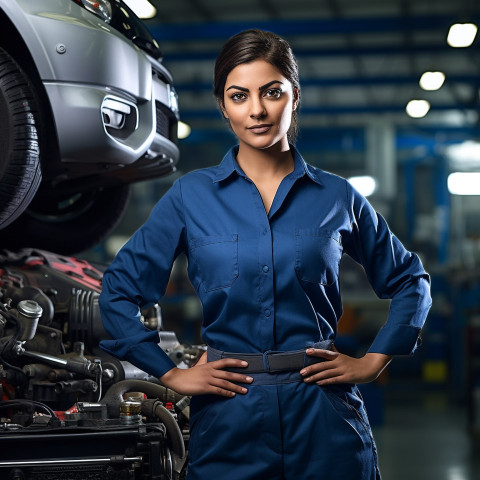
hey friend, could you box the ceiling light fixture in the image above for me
[347,176,377,197]
[406,100,430,118]
[122,0,156,19]
[419,71,445,91]
[445,141,480,169]
[447,172,480,195]
[447,23,478,48]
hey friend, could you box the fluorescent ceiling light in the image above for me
[447,23,478,48]
[122,0,157,18]
[348,176,377,197]
[448,172,480,195]
[178,121,191,139]
[406,99,430,118]
[419,71,445,91]
[446,141,480,169]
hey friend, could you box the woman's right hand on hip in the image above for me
[159,354,253,397]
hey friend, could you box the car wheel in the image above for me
[0,185,131,255]
[0,46,42,229]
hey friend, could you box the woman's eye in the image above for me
[265,88,282,98]
[231,92,246,102]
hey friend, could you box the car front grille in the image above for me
[155,101,178,145]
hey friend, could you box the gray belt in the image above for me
[207,340,333,374]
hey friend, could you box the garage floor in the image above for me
[373,390,480,480]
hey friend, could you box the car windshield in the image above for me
[111,0,162,59]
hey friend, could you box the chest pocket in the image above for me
[295,229,342,285]
[189,234,239,292]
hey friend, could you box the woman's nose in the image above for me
[249,97,266,119]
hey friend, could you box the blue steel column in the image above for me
[366,122,396,219]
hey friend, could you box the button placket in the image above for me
[257,220,275,349]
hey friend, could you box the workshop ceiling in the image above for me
[143,0,480,172]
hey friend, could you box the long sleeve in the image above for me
[99,179,187,377]
[343,182,432,356]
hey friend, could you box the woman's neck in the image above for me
[236,141,294,182]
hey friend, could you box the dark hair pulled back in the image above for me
[214,29,300,144]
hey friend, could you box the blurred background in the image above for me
[80,1,480,478]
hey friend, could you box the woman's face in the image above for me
[221,60,298,152]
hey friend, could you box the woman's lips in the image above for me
[248,124,272,134]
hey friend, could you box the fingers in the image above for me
[300,349,337,376]
[305,348,338,359]
[206,372,253,397]
[209,377,250,397]
[210,367,253,384]
[300,361,336,381]
[212,357,250,369]
[301,348,345,385]
[218,370,254,384]
[302,368,349,385]
[204,358,253,397]
[210,358,253,382]
[161,361,254,397]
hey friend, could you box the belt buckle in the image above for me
[263,350,284,373]
[262,350,274,372]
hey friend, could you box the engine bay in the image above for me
[0,249,198,479]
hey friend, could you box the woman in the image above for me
[99,29,431,479]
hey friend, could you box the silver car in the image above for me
[0,0,179,254]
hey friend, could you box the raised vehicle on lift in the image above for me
[0,0,179,254]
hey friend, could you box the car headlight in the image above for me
[71,0,163,60]
[73,0,113,23]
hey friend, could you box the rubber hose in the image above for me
[142,399,185,459]
[102,380,185,413]
[101,379,186,458]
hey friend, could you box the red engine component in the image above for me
[0,248,103,293]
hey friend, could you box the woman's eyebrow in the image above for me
[226,85,249,92]
[226,80,284,92]
[259,80,283,91]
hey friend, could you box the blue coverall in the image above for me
[99,146,432,480]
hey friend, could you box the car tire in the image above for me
[0,46,42,229]
[0,185,131,255]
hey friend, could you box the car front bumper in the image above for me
[13,0,179,167]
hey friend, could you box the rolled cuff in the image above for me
[367,324,422,356]
[99,331,176,378]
